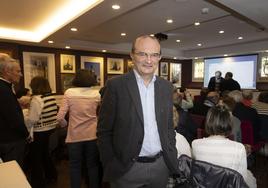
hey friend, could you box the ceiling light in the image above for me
[176,39,181,43]
[0,0,103,42]
[238,36,243,40]
[197,43,202,46]
[65,46,70,49]
[224,54,228,57]
[265,50,268,52]
[102,50,107,52]
[112,4,120,10]
[150,34,154,37]
[219,30,224,34]
[194,22,200,26]
[173,57,177,59]
[194,57,198,60]
[48,40,54,44]
[70,28,78,32]
[121,33,126,36]
[166,19,173,24]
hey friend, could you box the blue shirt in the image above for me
[134,70,162,156]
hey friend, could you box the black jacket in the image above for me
[0,79,29,143]
[175,155,249,188]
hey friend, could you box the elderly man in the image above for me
[0,53,29,166]
[97,35,178,188]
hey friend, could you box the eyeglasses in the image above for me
[133,51,161,60]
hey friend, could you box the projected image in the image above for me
[203,55,258,89]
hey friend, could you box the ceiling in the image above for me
[1,0,268,59]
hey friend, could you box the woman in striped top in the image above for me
[28,76,58,188]
[192,105,256,188]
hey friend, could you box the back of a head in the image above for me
[205,105,232,136]
[228,90,242,103]
[242,89,253,100]
[221,96,236,112]
[258,91,268,103]
[30,76,51,95]
[225,72,233,80]
[72,69,96,87]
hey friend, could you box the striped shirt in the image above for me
[29,94,58,132]
[251,101,268,116]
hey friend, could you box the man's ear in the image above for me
[130,52,134,60]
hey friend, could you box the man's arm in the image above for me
[97,80,117,167]
[0,88,29,137]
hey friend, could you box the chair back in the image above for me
[190,114,206,128]
[240,120,254,145]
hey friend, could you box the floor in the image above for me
[45,153,268,188]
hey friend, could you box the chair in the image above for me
[240,120,265,152]
[189,114,206,129]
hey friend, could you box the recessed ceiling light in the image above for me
[224,54,228,57]
[265,50,268,52]
[197,43,202,46]
[70,27,78,32]
[194,22,200,26]
[176,39,181,43]
[112,4,120,10]
[65,46,70,49]
[0,0,102,42]
[173,57,177,59]
[219,30,224,34]
[102,50,107,52]
[48,40,54,44]
[166,19,173,24]
[238,36,243,40]
[194,57,198,60]
[150,34,154,37]
[121,33,126,36]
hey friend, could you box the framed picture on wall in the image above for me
[160,62,168,75]
[60,54,76,73]
[127,60,134,72]
[81,56,104,86]
[170,63,181,88]
[192,59,204,82]
[107,58,124,74]
[22,52,56,92]
[257,54,268,82]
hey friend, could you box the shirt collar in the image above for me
[133,69,156,85]
[0,77,11,84]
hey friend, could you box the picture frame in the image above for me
[61,74,75,93]
[127,60,134,72]
[257,53,268,82]
[81,56,104,86]
[60,54,76,73]
[107,58,124,74]
[192,59,204,82]
[22,52,56,92]
[170,63,181,88]
[160,62,168,76]
[160,75,168,80]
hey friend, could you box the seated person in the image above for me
[192,105,256,188]
[251,91,268,116]
[221,96,242,142]
[178,87,193,111]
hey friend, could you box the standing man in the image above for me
[222,72,241,91]
[97,35,178,188]
[208,70,225,93]
[0,53,29,166]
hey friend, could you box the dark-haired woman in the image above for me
[192,105,256,188]
[57,69,101,188]
[28,76,58,188]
